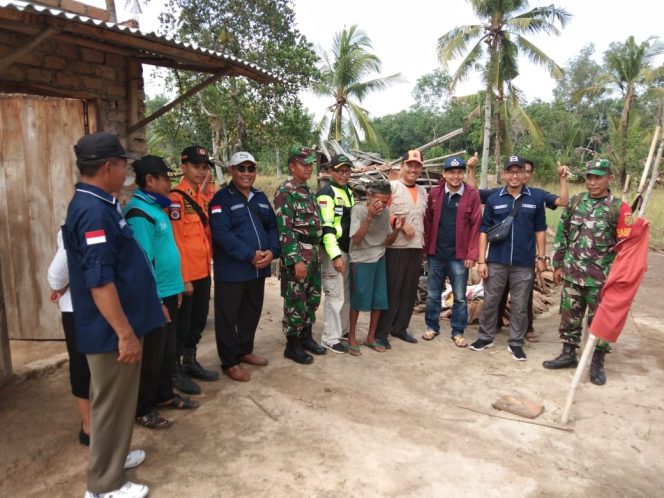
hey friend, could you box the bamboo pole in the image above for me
[639,138,663,218]
[621,173,631,202]
[637,126,661,195]
[561,334,598,424]
[389,128,463,164]
[422,150,467,164]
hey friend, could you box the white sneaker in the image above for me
[84,481,149,498]
[124,449,146,470]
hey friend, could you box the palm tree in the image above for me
[574,36,664,183]
[313,25,403,153]
[437,0,570,187]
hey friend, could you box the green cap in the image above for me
[586,159,611,176]
[288,145,316,165]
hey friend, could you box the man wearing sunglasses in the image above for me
[209,152,280,381]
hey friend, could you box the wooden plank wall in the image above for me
[0,94,96,340]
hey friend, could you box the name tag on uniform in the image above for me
[211,205,222,214]
[495,204,509,210]
[230,204,244,211]
[523,203,536,209]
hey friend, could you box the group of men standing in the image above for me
[61,130,632,498]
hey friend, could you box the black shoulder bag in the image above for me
[487,195,524,243]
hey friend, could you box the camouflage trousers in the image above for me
[559,281,611,352]
[280,260,321,337]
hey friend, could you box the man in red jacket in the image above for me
[423,156,482,347]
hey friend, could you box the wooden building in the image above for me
[0,0,278,379]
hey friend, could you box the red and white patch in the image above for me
[211,205,222,214]
[169,203,181,220]
[85,230,106,245]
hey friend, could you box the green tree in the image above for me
[157,0,319,164]
[573,36,664,182]
[437,0,570,187]
[313,24,403,153]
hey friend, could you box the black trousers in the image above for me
[376,248,422,341]
[136,294,180,416]
[62,311,90,399]
[176,275,211,355]
[214,278,265,368]
[497,269,535,332]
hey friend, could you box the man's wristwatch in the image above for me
[536,255,550,262]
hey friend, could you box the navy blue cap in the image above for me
[504,155,526,168]
[443,156,466,170]
[74,132,139,162]
[132,155,173,176]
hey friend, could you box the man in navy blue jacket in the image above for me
[209,151,280,382]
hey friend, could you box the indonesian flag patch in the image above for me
[85,230,106,245]
[211,205,222,214]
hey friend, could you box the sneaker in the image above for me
[84,481,149,498]
[508,345,527,361]
[124,449,146,470]
[469,339,494,351]
[324,342,347,354]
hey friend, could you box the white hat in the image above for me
[229,151,256,167]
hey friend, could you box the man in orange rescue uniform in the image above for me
[169,146,219,394]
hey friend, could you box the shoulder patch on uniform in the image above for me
[169,203,181,220]
[85,230,106,245]
[318,199,327,206]
[624,213,633,226]
[211,205,222,214]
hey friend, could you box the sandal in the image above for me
[452,335,468,348]
[346,344,362,356]
[363,341,386,353]
[158,394,200,410]
[136,410,173,430]
[422,329,439,341]
[525,331,539,343]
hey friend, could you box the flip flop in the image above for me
[363,341,386,353]
[453,335,469,348]
[346,344,362,356]
[422,330,439,341]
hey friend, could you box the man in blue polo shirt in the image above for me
[470,156,548,361]
[63,132,165,498]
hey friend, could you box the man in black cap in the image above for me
[168,146,219,394]
[126,156,199,430]
[316,154,355,353]
[63,132,164,498]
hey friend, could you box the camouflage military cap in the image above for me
[288,145,316,165]
[586,159,611,176]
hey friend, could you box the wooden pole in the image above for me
[637,126,661,196]
[639,138,663,218]
[388,128,463,164]
[621,173,631,202]
[561,334,598,424]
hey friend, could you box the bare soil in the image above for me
[2,253,664,497]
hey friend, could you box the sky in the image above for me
[108,0,664,120]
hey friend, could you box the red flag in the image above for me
[589,218,650,342]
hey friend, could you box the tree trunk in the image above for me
[616,84,635,185]
[480,84,492,190]
[493,90,503,185]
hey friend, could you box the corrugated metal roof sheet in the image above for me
[0,0,281,83]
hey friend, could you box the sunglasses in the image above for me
[234,164,256,173]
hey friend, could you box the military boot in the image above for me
[300,326,327,355]
[172,359,201,395]
[284,335,313,364]
[183,348,220,381]
[589,350,607,385]
[542,343,578,369]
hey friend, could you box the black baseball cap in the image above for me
[181,145,214,165]
[329,154,352,170]
[133,155,173,176]
[504,155,525,168]
[74,132,139,162]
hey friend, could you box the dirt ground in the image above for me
[2,253,664,497]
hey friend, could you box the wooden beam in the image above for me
[127,60,140,130]
[55,32,134,57]
[0,27,57,71]
[0,255,12,380]
[127,70,230,134]
[134,57,215,73]
[0,80,100,100]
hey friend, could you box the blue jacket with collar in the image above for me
[209,182,281,282]
[480,186,547,267]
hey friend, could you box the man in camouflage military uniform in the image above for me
[274,146,327,364]
[543,159,633,385]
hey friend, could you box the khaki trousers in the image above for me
[86,348,141,493]
[321,251,350,346]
